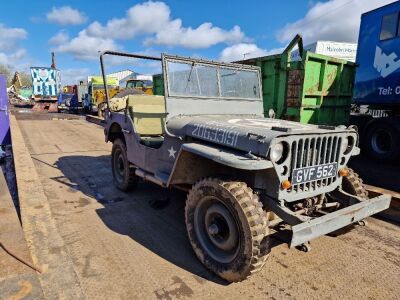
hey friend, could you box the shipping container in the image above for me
[238,36,356,126]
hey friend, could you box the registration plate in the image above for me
[292,162,337,185]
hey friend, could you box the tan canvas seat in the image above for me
[109,94,167,147]
[126,94,166,134]
[125,94,167,147]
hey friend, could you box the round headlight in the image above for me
[340,137,349,154]
[270,142,284,162]
[341,136,355,154]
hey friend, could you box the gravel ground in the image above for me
[11,111,400,299]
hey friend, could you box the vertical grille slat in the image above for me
[306,138,311,191]
[310,138,318,190]
[298,139,304,192]
[329,137,338,185]
[292,141,298,192]
[323,137,332,187]
[336,138,342,162]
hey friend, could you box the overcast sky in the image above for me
[0,0,394,83]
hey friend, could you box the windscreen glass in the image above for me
[166,60,261,100]
[220,68,260,99]
[167,62,219,97]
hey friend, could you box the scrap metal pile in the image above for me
[7,72,34,106]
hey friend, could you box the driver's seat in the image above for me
[126,94,167,148]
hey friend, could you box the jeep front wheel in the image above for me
[341,168,368,200]
[111,139,138,191]
[185,178,270,282]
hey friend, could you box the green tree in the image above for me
[19,72,32,87]
[0,64,11,86]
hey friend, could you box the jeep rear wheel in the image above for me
[111,139,138,191]
[185,178,269,282]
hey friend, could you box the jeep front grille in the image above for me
[288,135,342,193]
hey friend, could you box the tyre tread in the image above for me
[185,178,269,282]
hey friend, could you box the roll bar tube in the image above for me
[99,50,162,108]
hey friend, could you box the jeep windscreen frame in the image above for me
[164,56,262,101]
[162,54,264,118]
[99,51,264,118]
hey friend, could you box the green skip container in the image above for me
[152,73,165,96]
[237,35,356,126]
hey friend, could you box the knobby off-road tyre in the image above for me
[185,178,270,282]
[111,139,138,191]
[341,168,368,200]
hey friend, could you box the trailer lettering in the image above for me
[378,86,392,95]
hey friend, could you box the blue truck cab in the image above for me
[57,93,79,112]
[352,1,400,161]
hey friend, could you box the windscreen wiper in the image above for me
[184,62,196,91]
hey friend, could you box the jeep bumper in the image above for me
[290,194,391,247]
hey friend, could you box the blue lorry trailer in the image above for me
[351,1,400,162]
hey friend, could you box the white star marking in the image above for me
[168,146,177,159]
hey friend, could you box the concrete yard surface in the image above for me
[10,111,400,299]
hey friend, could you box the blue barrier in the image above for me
[0,75,11,146]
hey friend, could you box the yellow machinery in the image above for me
[88,76,120,117]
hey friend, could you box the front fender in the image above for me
[104,112,136,142]
[180,143,273,170]
[167,143,273,187]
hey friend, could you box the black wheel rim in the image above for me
[194,196,240,264]
[113,148,125,184]
[371,130,392,154]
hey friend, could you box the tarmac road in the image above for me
[12,112,400,299]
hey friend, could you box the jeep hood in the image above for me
[166,115,351,158]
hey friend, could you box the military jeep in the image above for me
[100,51,391,282]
